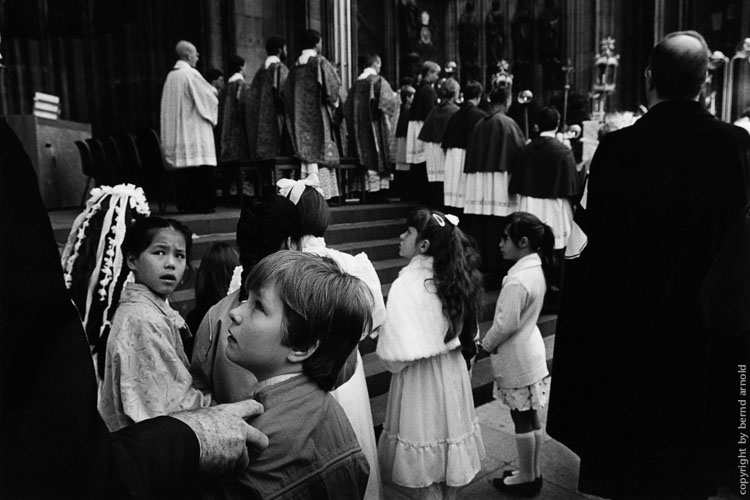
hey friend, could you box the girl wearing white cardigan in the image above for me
[377,208,485,499]
[481,212,556,497]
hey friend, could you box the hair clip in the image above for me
[432,213,460,227]
[432,213,445,227]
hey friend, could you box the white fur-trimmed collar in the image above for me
[298,49,317,65]
[377,254,460,362]
[299,235,327,250]
[358,67,378,80]
[265,55,281,69]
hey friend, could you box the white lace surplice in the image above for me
[443,147,467,208]
[424,142,446,182]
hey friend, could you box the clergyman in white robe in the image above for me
[160,43,219,213]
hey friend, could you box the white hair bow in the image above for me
[432,212,461,227]
[276,174,324,205]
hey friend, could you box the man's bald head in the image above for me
[176,40,199,67]
[647,31,708,101]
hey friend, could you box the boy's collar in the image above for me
[254,373,303,392]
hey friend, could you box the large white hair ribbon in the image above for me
[276,173,324,205]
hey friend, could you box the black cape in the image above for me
[0,119,200,499]
[417,101,459,143]
[509,136,580,198]
[546,100,750,499]
[463,110,525,173]
[408,81,437,122]
[441,101,486,150]
[395,103,411,138]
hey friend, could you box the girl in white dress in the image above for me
[377,208,485,499]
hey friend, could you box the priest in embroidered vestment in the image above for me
[220,55,250,162]
[344,54,400,195]
[282,29,342,200]
[246,36,291,161]
[160,40,219,213]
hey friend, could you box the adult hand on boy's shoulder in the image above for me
[172,400,269,476]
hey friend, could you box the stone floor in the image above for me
[456,395,603,500]
[458,396,741,500]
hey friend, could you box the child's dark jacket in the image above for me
[224,374,369,500]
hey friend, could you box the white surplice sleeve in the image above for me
[188,71,219,126]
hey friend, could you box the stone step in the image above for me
[329,201,417,225]
[187,234,404,268]
[51,202,417,244]
[325,219,405,245]
[330,237,402,261]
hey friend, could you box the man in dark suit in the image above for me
[547,31,750,499]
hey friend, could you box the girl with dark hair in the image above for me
[98,217,212,431]
[60,184,151,377]
[185,243,240,342]
[377,207,485,498]
[482,211,556,496]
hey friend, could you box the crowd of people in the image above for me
[1,29,749,500]
[160,30,400,209]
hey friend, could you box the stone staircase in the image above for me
[51,200,557,431]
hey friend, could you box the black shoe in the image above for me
[491,474,543,497]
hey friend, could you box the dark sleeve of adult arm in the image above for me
[0,118,201,499]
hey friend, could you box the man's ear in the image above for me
[644,67,653,90]
[518,236,530,249]
[287,340,319,363]
[418,238,430,254]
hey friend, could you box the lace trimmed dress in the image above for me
[377,255,485,493]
